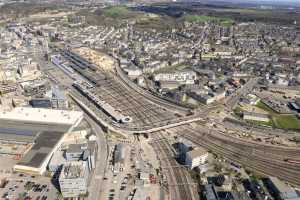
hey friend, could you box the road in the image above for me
[225,77,259,109]
[85,116,108,200]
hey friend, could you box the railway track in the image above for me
[151,132,197,200]
[167,125,300,186]
[115,64,191,115]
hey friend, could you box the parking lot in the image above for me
[99,136,161,200]
[0,173,59,200]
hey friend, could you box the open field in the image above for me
[102,5,132,18]
[255,101,300,131]
[182,14,234,26]
[273,115,300,130]
[255,101,278,114]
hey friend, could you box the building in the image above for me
[45,86,69,109]
[188,89,226,105]
[0,107,83,175]
[290,100,300,112]
[203,184,218,200]
[266,177,300,200]
[0,107,83,132]
[48,150,66,173]
[65,141,97,171]
[29,98,52,108]
[185,147,208,169]
[14,131,66,175]
[59,161,90,198]
[243,111,270,122]
[154,70,197,85]
[113,143,125,173]
[114,144,125,164]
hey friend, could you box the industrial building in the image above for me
[59,161,90,198]
[0,107,83,175]
[266,177,300,200]
[185,147,208,169]
[14,131,65,175]
[0,107,83,132]
[203,184,218,200]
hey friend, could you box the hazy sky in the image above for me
[216,0,300,6]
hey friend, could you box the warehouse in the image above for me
[0,107,83,175]
[0,107,83,132]
[14,131,65,175]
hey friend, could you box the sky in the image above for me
[216,0,300,6]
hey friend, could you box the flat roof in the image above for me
[0,118,71,133]
[187,147,208,159]
[17,131,65,168]
[0,127,40,144]
[269,176,293,194]
[0,107,83,126]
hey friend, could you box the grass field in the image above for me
[272,115,300,130]
[103,6,131,18]
[182,14,234,26]
[255,101,278,114]
[255,100,300,130]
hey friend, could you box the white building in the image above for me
[0,107,84,175]
[59,161,90,198]
[243,111,270,122]
[0,107,83,132]
[185,147,208,169]
[154,70,197,85]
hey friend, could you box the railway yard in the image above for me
[59,49,185,129]
[150,131,198,200]
[1,3,300,200]
[52,47,300,200]
[166,124,300,186]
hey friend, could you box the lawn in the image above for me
[255,100,278,114]
[272,115,300,130]
[246,119,273,127]
[255,101,300,130]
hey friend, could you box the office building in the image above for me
[59,161,90,198]
[185,147,208,169]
